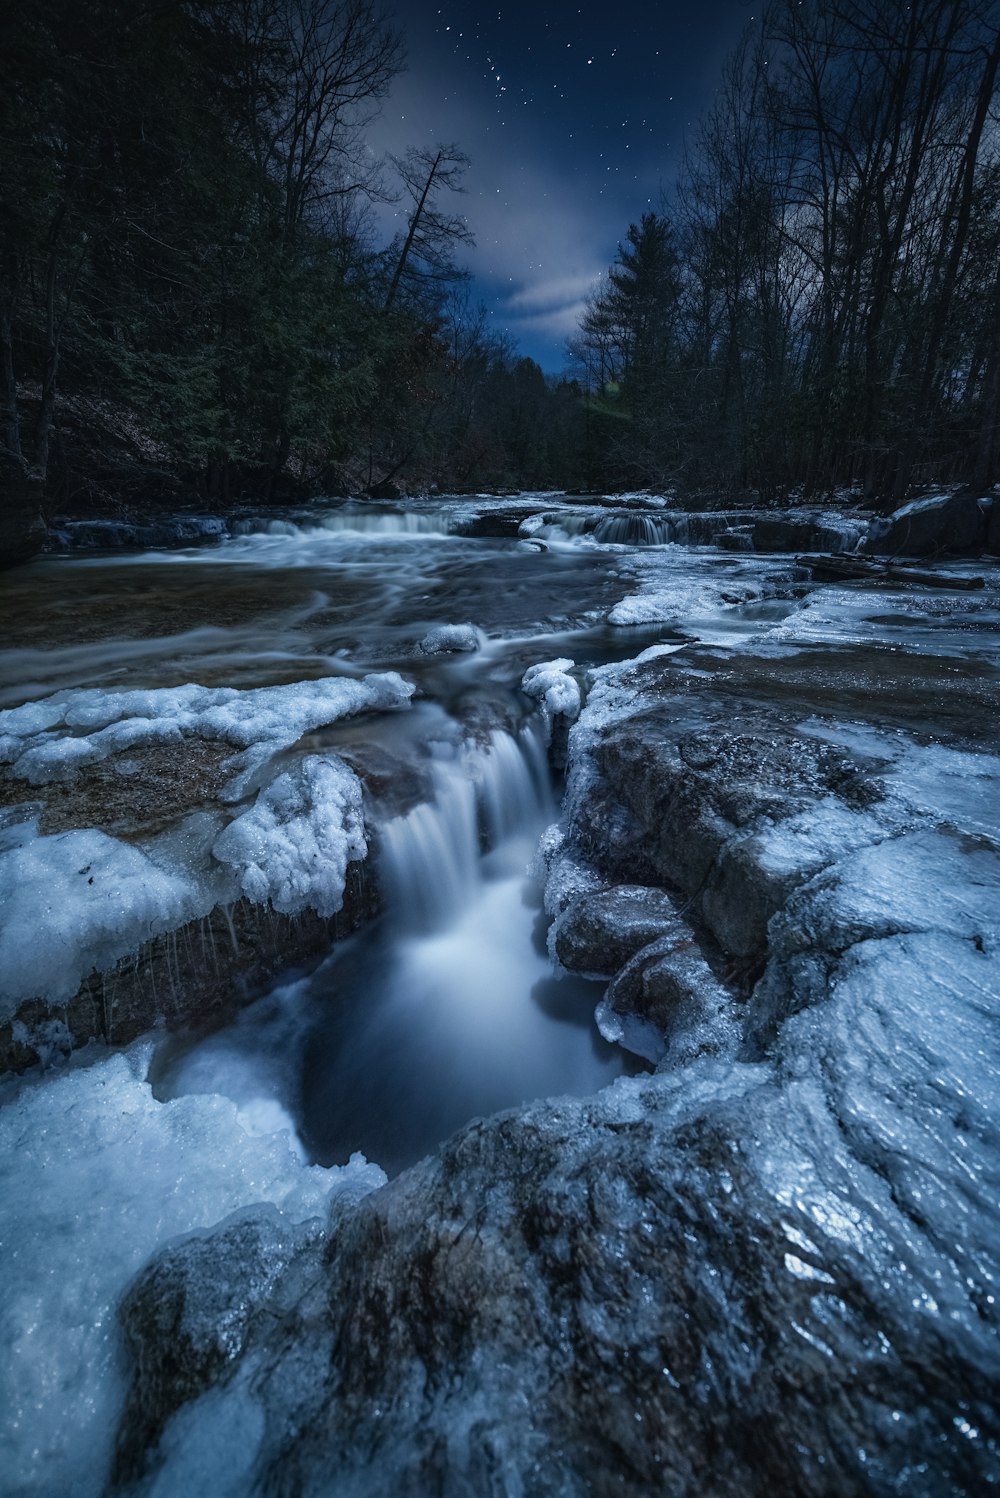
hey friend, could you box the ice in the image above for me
[520,658,581,743]
[419,623,483,653]
[0,671,415,795]
[0,822,232,1015]
[605,550,794,628]
[212,755,367,917]
[774,829,1000,956]
[0,672,414,1012]
[0,1047,386,1498]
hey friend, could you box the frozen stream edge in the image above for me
[0,520,998,1496]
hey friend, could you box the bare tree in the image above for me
[225,0,404,233]
[382,145,473,310]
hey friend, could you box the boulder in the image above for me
[114,1207,316,1485]
[984,497,1000,557]
[750,514,862,554]
[368,479,403,501]
[716,527,753,551]
[593,719,884,959]
[600,931,738,1063]
[553,884,681,977]
[865,489,985,556]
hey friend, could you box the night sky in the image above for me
[370,1,755,371]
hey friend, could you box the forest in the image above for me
[2,0,1000,514]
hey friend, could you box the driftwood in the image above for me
[795,553,986,590]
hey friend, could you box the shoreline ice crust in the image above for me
[0,672,414,1015]
[0,1045,386,1498]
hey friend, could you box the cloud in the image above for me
[505,272,601,314]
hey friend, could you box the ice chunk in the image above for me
[419,623,483,654]
[212,755,367,918]
[520,658,581,744]
[0,1048,386,1498]
[0,824,231,1014]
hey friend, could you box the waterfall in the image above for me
[233,508,451,539]
[296,718,622,1174]
[379,727,551,932]
[592,512,678,546]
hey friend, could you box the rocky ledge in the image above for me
[0,672,419,1072]
[111,572,1000,1496]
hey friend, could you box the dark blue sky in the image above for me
[370,1,755,371]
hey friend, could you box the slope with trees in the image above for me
[573,0,1000,503]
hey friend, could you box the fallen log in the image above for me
[795,553,986,589]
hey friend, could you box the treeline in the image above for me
[0,0,582,508]
[574,0,1000,501]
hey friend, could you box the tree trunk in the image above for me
[891,24,1000,502]
[383,151,442,311]
[32,248,62,481]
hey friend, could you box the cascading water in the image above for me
[380,727,551,931]
[592,511,679,545]
[296,723,630,1174]
[232,507,452,538]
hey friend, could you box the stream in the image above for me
[2,495,998,1497]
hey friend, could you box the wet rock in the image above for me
[553,884,681,977]
[594,716,886,959]
[114,1206,317,1485]
[0,864,378,1074]
[716,526,753,551]
[600,932,738,1065]
[751,514,864,554]
[865,490,985,556]
[113,1008,1000,1497]
[48,515,226,551]
[0,739,235,839]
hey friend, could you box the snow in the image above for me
[0,673,414,1014]
[0,1046,386,1498]
[212,755,366,917]
[0,672,415,797]
[520,658,581,743]
[419,623,483,654]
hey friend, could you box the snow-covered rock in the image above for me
[865,490,985,556]
[419,623,482,654]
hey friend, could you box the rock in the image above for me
[716,527,753,551]
[593,718,884,958]
[0,449,46,568]
[368,479,403,501]
[49,515,226,551]
[114,988,1000,1497]
[0,865,378,1075]
[865,490,985,556]
[750,514,863,554]
[600,932,738,1063]
[985,497,1000,557]
[418,622,481,654]
[114,1206,316,1485]
[553,884,681,977]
